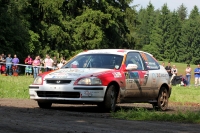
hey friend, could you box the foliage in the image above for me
[0,0,200,64]
[177,4,187,21]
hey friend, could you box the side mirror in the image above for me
[126,64,138,71]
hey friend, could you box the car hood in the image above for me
[44,68,112,80]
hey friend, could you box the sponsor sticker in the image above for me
[112,72,122,78]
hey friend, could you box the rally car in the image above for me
[29,49,171,112]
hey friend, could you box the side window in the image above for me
[141,53,160,70]
[125,52,144,70]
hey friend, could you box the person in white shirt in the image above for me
[170,65,178,84]
[44,55,54,72]
[171,65,178,76]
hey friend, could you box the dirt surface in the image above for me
[0,99,200,133]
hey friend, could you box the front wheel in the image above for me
[157,87,169,111]
[37,101,52,109]
[103,85,117,112]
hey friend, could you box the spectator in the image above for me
[162,62,165,67]
[32,56,41,79]
[6,54,12,76]
[170,65,178,84]
[0,54,6,74]
[12,54,19,66]
[57,56,67,69]
[44,55,54,72]
[0,55,2,74]
[2,53,6,60]
[171,65,178,76]
[24,55,33,76]
[165,62,172,82]
[1,54,6,62]
[42,54,49,68]
[38,56,43,73]
[53,56,58,70]
[185,64,192,86]
[60,56,67,64]
[194,64,200,87]
[12,54,20,75]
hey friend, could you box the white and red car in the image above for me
[29,49,171,112]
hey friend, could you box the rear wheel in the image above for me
[37,101,52,109]
[97,85,117,112]
[157,87,169,111]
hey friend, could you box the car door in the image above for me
[140,52,161,98]
[124,52,150,98]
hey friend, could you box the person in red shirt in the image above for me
[24,55,33,76]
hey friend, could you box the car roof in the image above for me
[78,49,153,56]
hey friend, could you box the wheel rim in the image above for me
[160,90,167,107]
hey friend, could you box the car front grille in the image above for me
[37,91,80,98]
[46,80,71,84]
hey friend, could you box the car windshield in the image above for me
[62,54,123,69]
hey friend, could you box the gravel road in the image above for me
[0,99,200,133]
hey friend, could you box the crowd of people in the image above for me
[0,53,67,79]
[1,53,200,86]
[162,61,200,87]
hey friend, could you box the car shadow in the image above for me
[48,103,176,113]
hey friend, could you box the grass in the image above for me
[0,75,33,99]
[170,86,200,104]
[111,108,200,124]
[112,85,200,124]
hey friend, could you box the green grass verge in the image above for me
[0,75,33,99]
[111,108,200,124]
[170,86,200,103]
[112,86,200,124]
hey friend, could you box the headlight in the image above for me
[33,76,43,85]
[77,77,102,85]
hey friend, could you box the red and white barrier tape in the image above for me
[0,62,57,69]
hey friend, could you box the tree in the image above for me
[0,0,30,58]
[137,2,155,48]
[143,10,163,60]
[177,3,187,21]
[166,11,182,62]
[189,5,199,19]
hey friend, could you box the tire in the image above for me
[37,101,52,109]
[103,85,117,112]
[157,87,169,111]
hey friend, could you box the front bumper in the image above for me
[29,83,107,103]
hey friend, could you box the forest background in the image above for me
[0,0,200,64]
